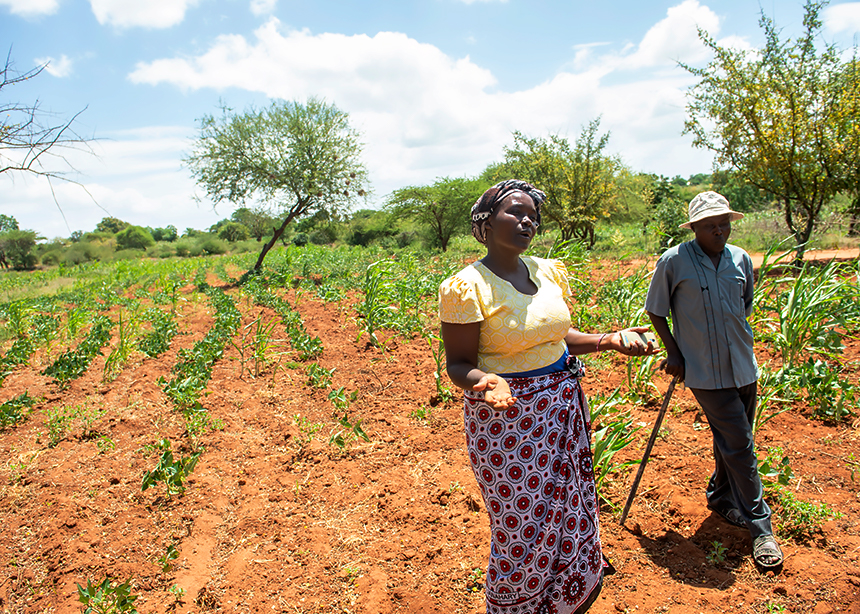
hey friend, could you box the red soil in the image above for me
[0,257,858,614]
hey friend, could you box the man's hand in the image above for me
[659,351,685,382]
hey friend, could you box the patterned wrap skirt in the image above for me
[464,370,602,614]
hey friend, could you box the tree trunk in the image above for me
[252,211,297,271]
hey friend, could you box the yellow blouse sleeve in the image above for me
[439,274,484,324]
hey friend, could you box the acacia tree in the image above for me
[502,119,619,247]
[683,0,860,258]
[185,97,368,270]
[386,176,487,251]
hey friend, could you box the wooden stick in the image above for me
[619,375,678,526]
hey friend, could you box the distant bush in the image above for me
[217,221,250,242]
[150,243,177,258]
[56,240,114,265]
[116,226,155,251]
[114,248,145,261]
[199,237,228,255]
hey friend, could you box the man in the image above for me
[644,191,783,570]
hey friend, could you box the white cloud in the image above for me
[90,0,200,29]
[34,54,74,77]
[824,2,860,34]
[126,12,718,202]
[0,0,58,17]
[250,0,276,17]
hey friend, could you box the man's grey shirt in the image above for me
[645,240,758,390]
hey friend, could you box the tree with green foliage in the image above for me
[386,176,486,251]
[710,170,770,213]
[149,225,178,242]
[115,225,155,251]
[0,229,38,269]
[231,207,275,242]
[185,97,368,270]
[0,214,18,232]
[501,119,620,247]
[96,217,129,234]
[217,221,250,242]
[645,176,688,251]
[683,0,860,259]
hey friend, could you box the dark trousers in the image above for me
[690,382,773,538]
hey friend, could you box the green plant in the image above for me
[157,544,180,573]
[589,389,641,498]
[465,567,485,593]
[184,407,222,451]
[765,602,787,613]
[42,315,113,387]
[409,405,433,423]
[138,307,178,358]
[758,448,840,539]
[758,448,793,490]
[293,414,323,456]
[706,540,727,564]
[0,391,37,429]
[230,317,279,378]
[167,584,185,602]
[328,386,357,412]
[796,358,856,422]
[329,412,370,453]
[624,354,660,405]
[305,362,335,388]
[141,439,201,497]
[357,259,397,347]
[427,334,453,404]
[77,403,107,440]
[848,453,859,483]
[759,261,848,369]
[773,489,840,539]
[5,449,39,484]
[96,435,116,454]
[103,309,140,381]
[596,268,649,329]
[76,577,138,614]
[752,365,795,434]
[44,405,75,447]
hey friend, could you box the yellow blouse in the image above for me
[438,256,572,374]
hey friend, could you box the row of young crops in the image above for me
[0,242,858,611]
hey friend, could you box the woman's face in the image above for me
[487,192,539,253]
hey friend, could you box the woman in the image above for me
[439,180,654,614]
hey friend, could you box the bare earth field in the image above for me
[0,254,858,614]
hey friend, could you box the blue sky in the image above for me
[2,0,859,240]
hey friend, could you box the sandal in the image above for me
[707,503,746,528]
[753,535,784,569]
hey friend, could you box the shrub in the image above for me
[0,230,39,270]
[199,237,227,255]
[116,226,155,251]
[113,249,145,261]
[217,221,250,242]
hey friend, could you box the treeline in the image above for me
[4,165,847,272]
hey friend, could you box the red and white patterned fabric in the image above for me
[464,370,602,614]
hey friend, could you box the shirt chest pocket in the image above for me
[724,274,746,318]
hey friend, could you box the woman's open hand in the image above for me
[473,373,517,410]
